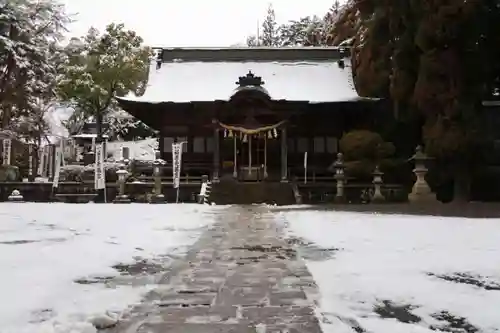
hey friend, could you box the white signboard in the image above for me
[94,143,106,189]
[172,142,183,188]
[2,139,11,165]
[52,146,63,188]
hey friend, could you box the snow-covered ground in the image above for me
[0,203,218,333]
[282,208,500,333]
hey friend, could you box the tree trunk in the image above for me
[453,164,471,203]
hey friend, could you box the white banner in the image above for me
[52,145,62,188]
[38,147,45,176]
[94,143,106,189]
[2,139,11,165]
[48,145,53,179]
[28,144,33,177]
[172,142,183,188]
[60,139,66,167]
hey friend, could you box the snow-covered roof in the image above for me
[118,56,361,104]
[71,134,109,139]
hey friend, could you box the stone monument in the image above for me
[113,167,131,203]
[408,146,436,203]
[334,153,346,203]
[151,153,166,204]
[371,165,385,203]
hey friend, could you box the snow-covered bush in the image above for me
[58,162,126,182]
[0,165,20,182]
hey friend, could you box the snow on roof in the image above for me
[118,58,360,104]
[71,133,109,139]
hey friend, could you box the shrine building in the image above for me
[116,47,380,182]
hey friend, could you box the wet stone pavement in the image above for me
[110,206,323,333]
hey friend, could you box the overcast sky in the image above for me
[62,0,338,47]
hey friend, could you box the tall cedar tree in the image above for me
[334,0,499,200]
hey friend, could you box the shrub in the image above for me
[58,162,126,182]
[0,165,20,182]
[339,130,395,161]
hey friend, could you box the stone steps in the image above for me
[209,181,296,205]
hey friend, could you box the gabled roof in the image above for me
[117,47,365,104]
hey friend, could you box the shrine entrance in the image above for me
[219,122,284,182]
[214,69,289,183]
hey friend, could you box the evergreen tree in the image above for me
[260,4,279,46]
[0,0,69,129]
[246,35,259,47]
[57,23,152,136]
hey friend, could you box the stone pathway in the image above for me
[110,206,322,333]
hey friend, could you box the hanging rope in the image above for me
[217,120,287,135]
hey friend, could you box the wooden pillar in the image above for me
[264,135,268,179]
[213,128,220,183]
[233,136,238,178]
[280,127,288,182]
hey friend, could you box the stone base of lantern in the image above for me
[408,182,436,203]
[371,192,386,203]
[150,194,166,204]
[8,195,24,202]
[334,195,346,204]
[113,195,131,204]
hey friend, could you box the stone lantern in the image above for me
[113,167,131,203]
[333,153,346,203]
[371,165,385,203]
[408,145,436,203]
[151,156,166,204]
[8,189,23,202]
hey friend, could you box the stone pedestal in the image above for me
[8,189,23,202]
[371,165,385,203]
[408,146,436,203]
[333,153,346,203]
[151,156,166,204]
[113,168,131,204]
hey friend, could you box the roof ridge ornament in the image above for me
[236,70,265,87]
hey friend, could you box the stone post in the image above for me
[151,156,166,204]
[113,167,131,203]
[408,145,436,203]
[334,153,346,203]
[371,165,385,203]
[280,127,288,182]
[213,127,220,183]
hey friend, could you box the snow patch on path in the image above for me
[0,203,220,333]
[282,209,500,333]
